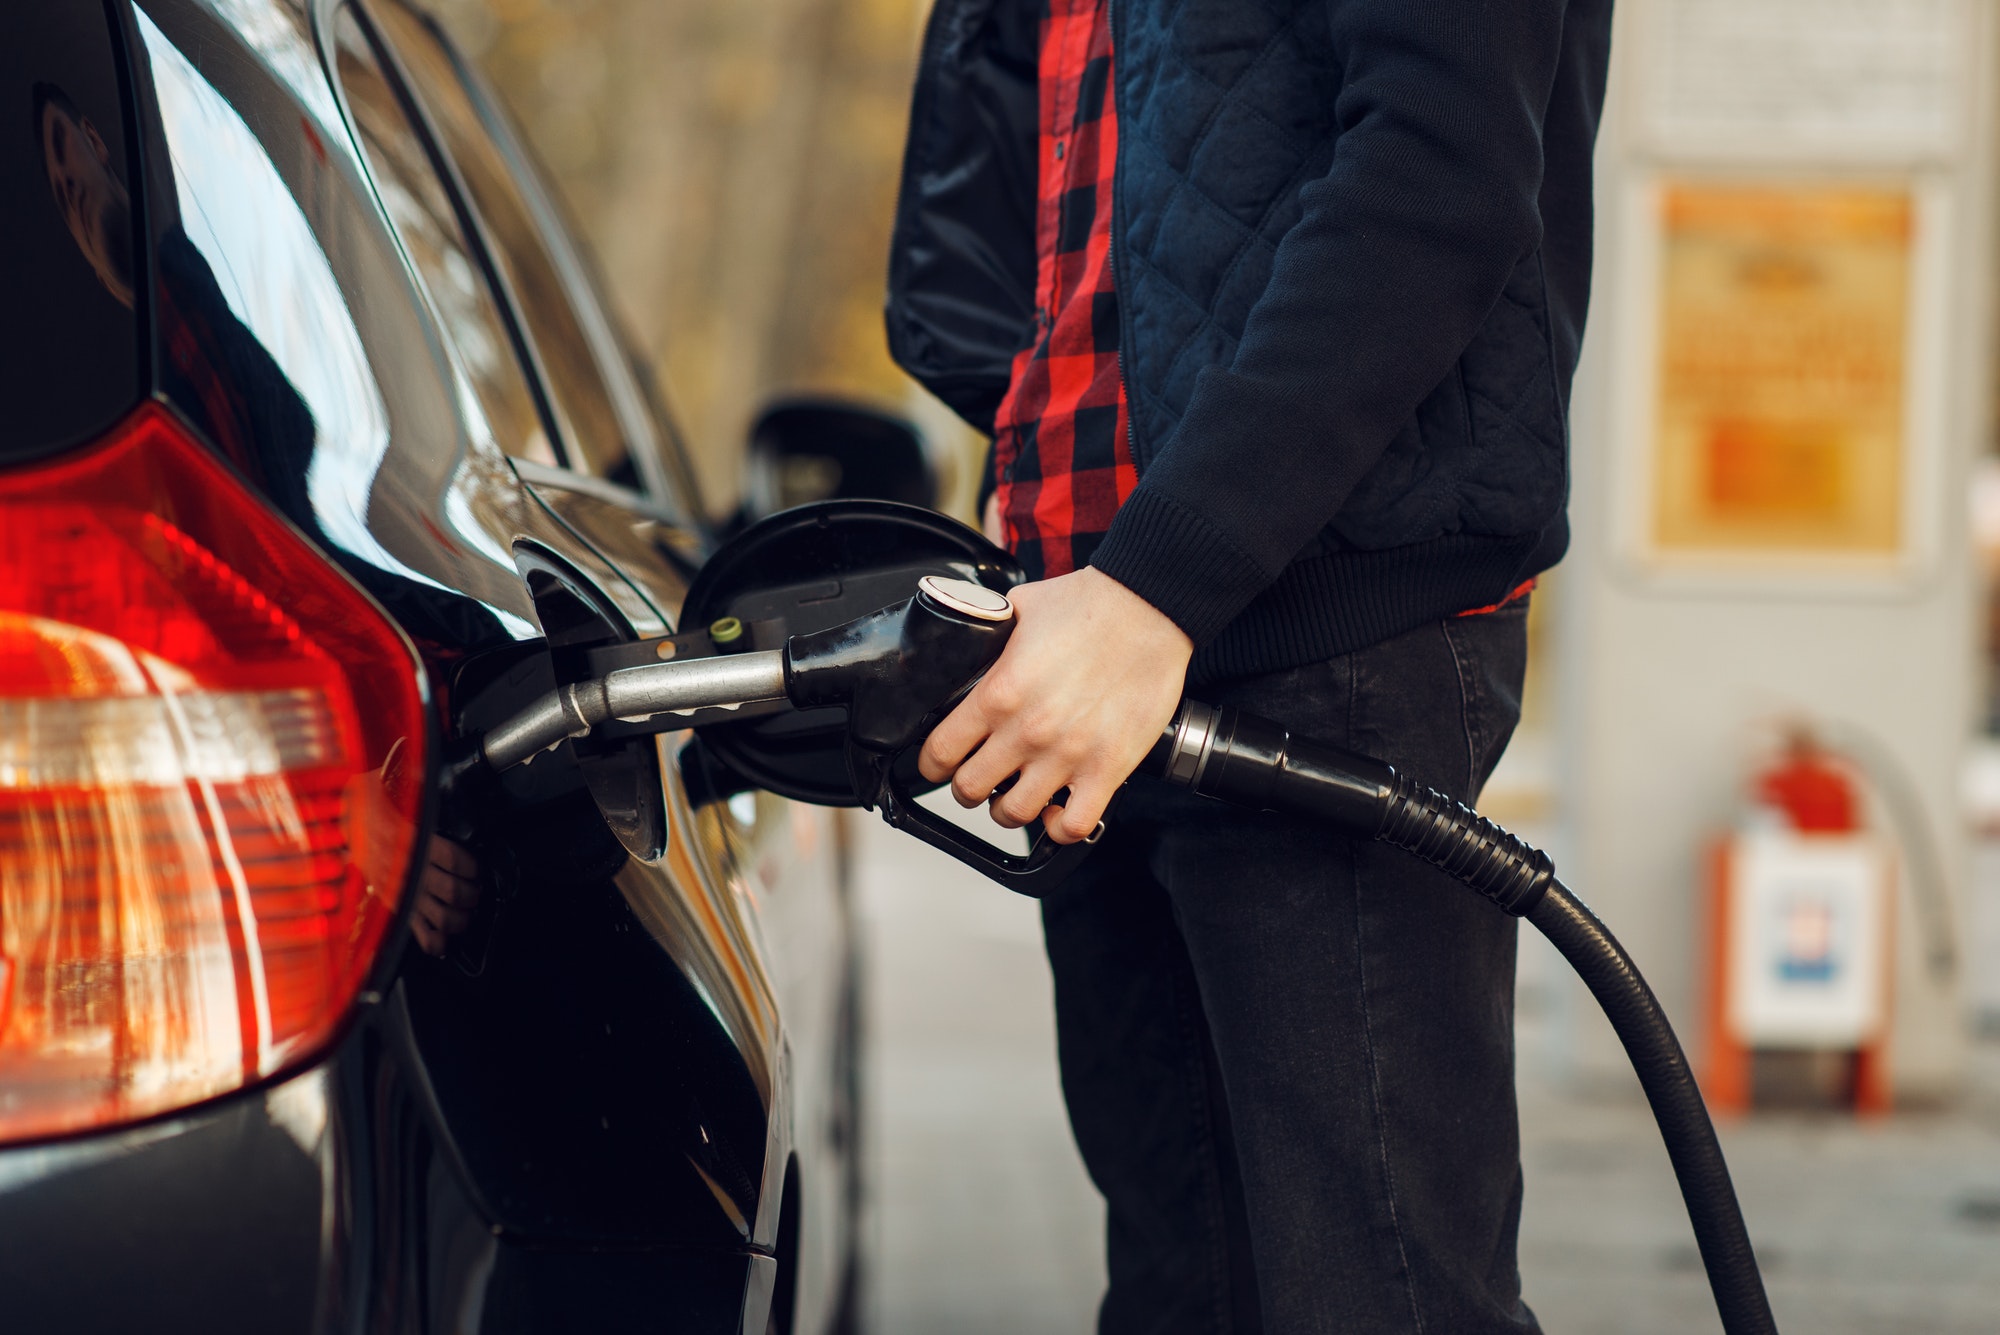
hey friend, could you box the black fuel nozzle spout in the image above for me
[783,575,1017,807]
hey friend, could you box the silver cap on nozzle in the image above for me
[917,575,1014,622]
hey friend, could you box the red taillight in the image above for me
[0,403,427,1143]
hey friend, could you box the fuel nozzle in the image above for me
[786,575,1016,806]
[479,575,1015,779]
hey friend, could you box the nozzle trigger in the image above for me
[872,748,1103,897]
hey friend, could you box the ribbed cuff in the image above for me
[1186,529,1552,681]
[1087,485,1274,646]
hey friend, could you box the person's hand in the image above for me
[409,836,481,957]
[919,566,1192,843]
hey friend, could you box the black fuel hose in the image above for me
[1525,883,1774,1335]
[1150,702,1779,1335]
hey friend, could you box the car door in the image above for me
[327,4,857,1328]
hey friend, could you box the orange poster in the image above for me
[1651,184,1913,558]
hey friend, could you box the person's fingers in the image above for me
[950,734,1025,810]
[1039,773,1116,844]
[919,691,997,784]
[415,894,449,932]
[427,835,478,878]
[989,760,1067,829]
[415,889,473,933]
[408,829,480,953]
[408,839,481,957]
[420,863,481,909]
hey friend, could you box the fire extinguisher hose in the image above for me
[1151,701,1780,1335]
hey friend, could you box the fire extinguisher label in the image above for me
[1726,831,1889,1047]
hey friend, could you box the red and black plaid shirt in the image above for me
[990,0,1134,580]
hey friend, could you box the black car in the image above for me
[0,1,914,1329]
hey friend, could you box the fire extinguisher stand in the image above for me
[1701,735,1895,1116]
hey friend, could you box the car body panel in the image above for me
[0,1015,769,1334]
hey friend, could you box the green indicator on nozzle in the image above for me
[709,615,745,646]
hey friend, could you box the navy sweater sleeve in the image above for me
[1088,0,1569,646]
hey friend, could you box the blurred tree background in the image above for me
[424,0,974,518]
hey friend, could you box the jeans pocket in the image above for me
[1441,598,1531,798]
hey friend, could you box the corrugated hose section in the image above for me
[1376,775,1555,917]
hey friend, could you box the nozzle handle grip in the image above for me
[800,576,1102,893]
[875,761,1100,897]
[786,576,1017,758]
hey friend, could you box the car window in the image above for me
[331,7,556,467]
[364,0,633,487]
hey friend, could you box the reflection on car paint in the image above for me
[520,477,685,634]
[365,0,676,499]
[141,10,429,596]
[2,0,143,461]
[333,5,561,470]
[616,731,789,1242]
[621,734,782,1099]
[202,0,344,134]
[139,0,544,640]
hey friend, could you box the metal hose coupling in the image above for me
[1150,700,1554,917]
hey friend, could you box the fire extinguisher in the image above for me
[1755,728,1861,834]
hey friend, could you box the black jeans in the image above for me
[1042,602,1537,1335]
